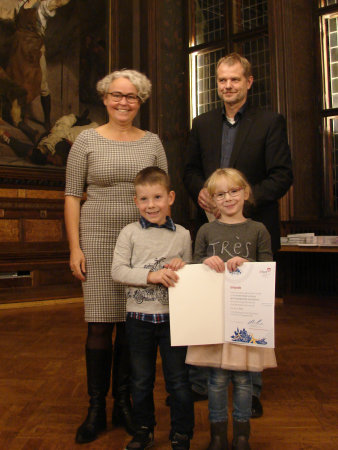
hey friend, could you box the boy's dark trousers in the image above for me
[126,317,194,439]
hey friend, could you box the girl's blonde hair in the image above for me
[205,168,254,204]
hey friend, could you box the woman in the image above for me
[64,69,168,444]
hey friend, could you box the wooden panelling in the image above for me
[0,274,31,289]
[277,219,338,296]
[0,189,81,303]
[0,189,19,198]
[280,218,338,236]
[25,189,64,199]
[0,189,64,199]
[37,268,74,286]
[276,249,337,296]
[23,219,63,242]
[0,219,20,242]
[140,0,190,227]
[269,0,320,219]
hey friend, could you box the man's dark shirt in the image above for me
[220,102,247,168]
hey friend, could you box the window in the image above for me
[188,0,270,121]
[318,0,338,213]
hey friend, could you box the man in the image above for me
[3,0,72,131]
[183,52,293,418]
[0,66,39,143]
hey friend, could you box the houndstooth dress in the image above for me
[65,128,168,322]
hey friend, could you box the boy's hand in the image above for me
[164,258,185,271]
[227,257,248,272]
[203,256,225,273]
[147,268,179,287]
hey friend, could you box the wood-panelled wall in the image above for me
[269,0,320,221]
[0,189,81,304]
[139,0,191,227]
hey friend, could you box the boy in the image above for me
[111,167,194,450]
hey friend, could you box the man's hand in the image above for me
[198,188,221,218]
[203,256,225,273]
[198,188,215,213]
[147,268,179,288]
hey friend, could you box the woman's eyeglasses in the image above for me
[107,92,140,104]
[213,187,244,201]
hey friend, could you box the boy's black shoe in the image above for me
[125,426,154,449]
[251,395,263,418]
[171,432,190,449]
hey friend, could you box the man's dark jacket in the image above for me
[183,105,293,253]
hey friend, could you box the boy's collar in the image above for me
[139,216,176,231]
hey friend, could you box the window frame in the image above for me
[317,1,338,215]
[187,0,271,123]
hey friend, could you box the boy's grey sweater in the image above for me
[111,221,192,314]
[193,219,273,263]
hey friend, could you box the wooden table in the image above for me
[279,245,338,253]
[276,245,337,298]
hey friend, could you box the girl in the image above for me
[186,168,277,450]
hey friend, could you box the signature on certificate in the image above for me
[248,319,263,326]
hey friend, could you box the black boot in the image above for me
[75,347,112,444]
[40,94,51,131]
[111,323,135,436]
[207,421,228,450]
[232,420,250,450]
[112,391,135,436]
[74,108,90,126]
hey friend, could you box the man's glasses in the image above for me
[213,187,244,201]
[107,92,140,104]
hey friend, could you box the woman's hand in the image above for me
[147,268,179,287]
[227,257,248,272]
[164,258,185,271]
[70,247,86,281]
[65,196,84,280]
[203,256,225,273]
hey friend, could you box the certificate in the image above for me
[169,262,276,348]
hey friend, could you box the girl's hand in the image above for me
[203,256,225,273]
[147,268,179,287]
[70,248,86,281]
[165,258,185,271]
[227,257,248,272]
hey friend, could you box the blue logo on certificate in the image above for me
[231,328,267,345]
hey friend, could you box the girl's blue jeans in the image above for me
[208,367,252,422]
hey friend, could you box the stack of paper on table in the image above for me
[280,234,338,247]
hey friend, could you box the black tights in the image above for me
[87,322,127,350]
[87,322,114,350]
